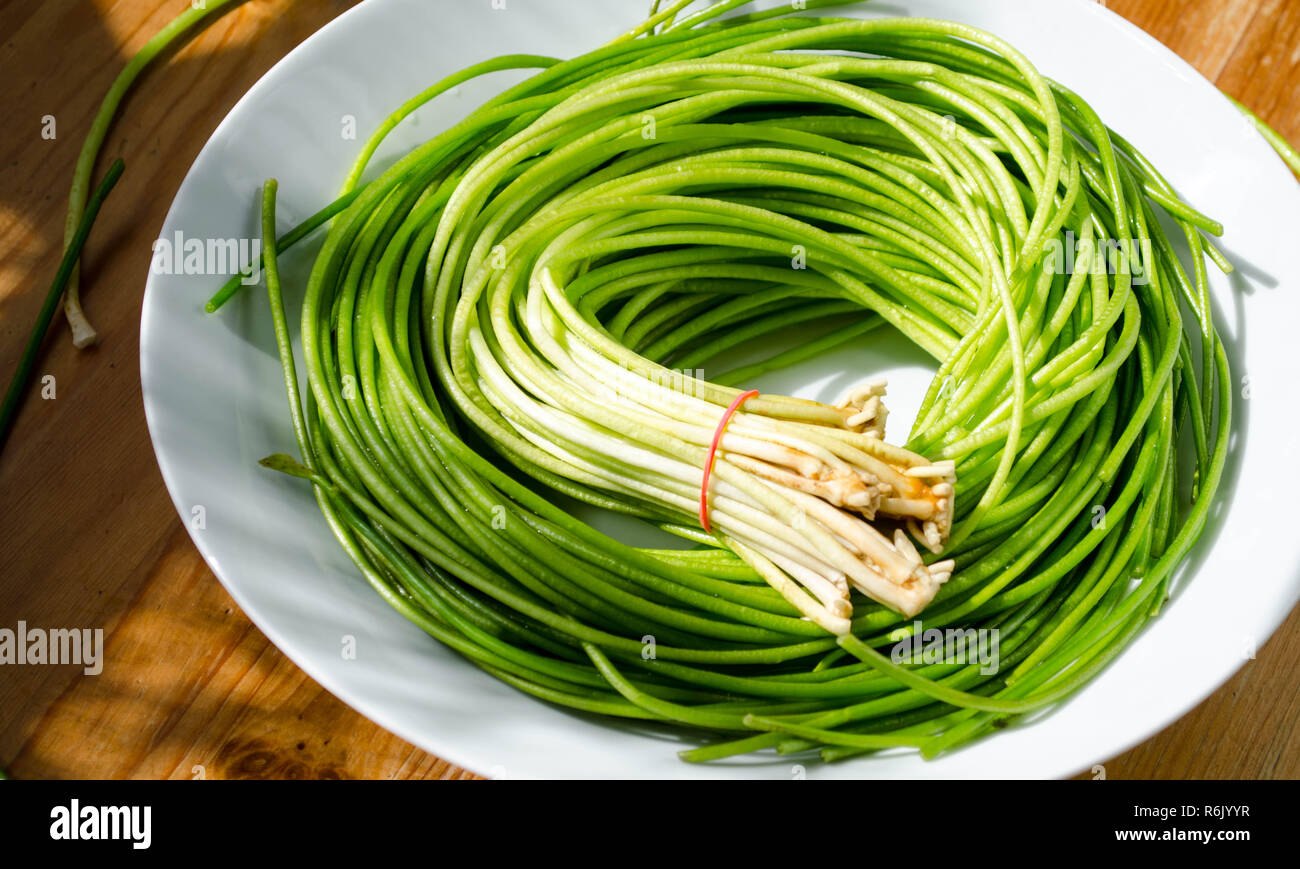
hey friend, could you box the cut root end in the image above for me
[64,287,100,349]
[721,377,957,626]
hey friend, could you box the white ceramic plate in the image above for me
[141,0,1300,778]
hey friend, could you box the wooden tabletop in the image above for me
[1,0,1296,781]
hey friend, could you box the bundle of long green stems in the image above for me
[220,0,1230,763]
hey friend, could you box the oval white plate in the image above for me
[142,0,1300,778]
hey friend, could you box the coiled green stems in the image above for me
[243,2,1231,764]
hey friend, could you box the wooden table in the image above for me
[1,0,1296,780]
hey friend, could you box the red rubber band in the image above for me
[699,389,759,533]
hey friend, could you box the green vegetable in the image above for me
[60,0,242,347]
[1231,97,1300,176]
[1,2,242,453]
[236,0,1234,763]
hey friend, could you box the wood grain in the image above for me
[0,0,1295,780]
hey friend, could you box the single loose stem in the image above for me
[61,0,241,347]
